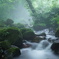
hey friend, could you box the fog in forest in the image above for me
[0,0,59,59]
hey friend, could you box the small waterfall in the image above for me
[14,29,59,59]
[36,40,50,50]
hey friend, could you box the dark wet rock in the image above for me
[12,47,21,57]
[0,27,23,49]
[13,38,23,49]
[51,43,59,54]
[23,43,31,48]
[32,36,46,43]
[48,38,56,43]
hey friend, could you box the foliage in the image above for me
[20,28,32,34]
[0,0,21,20]
[0,20,5,27]
[33,23,46,31]
[14,23,25,29]
[5,19,14,26]
[26,0,59,30]
[55,28,59,37]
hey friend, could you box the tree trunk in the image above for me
[26,0,38,19]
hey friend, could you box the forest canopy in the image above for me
[0,0,59,30]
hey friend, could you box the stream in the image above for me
[14,29,59,59]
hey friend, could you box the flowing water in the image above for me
[14,29,59,59]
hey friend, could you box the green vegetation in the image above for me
[0,0,59,31]
[20,28,35,41]
[0,40,11,50]
[0,27,35,59]
[25,0,59,31]
[55,28,59,37]
[7,47,21,57]
[0,0,59,58]
[23,29,35,41]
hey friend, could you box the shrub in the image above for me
[14,23,25,29]
[5,19,14,26]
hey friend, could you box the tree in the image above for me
[5,19,14,26]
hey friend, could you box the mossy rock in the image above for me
[0,40,11,50]
[7,47,21,57]
[0,27,22,44]
[20,28,32,34]
[55,28,59,37]
[23,30,35,41]
[15,23,25,29]
[51,43,59,54]
[14,38,23,48]
[0,27,23,48]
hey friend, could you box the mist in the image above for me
[7,1,33,26]
[0,0,59,59]
[12,3,32,24]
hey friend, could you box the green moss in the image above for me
[23,30,35,41]
[0,27,22,44]
[20,28,32,34]
[20,28,35,41]
[0,40,11,50]
[7,47,21,57]
[15,23,25,28]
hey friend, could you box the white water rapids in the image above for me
[14,29,59,59]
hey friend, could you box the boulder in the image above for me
[23,43,31,48]
[51,43,59,54]
[7,47,21,57]
[23,30,35,41]
[0,40,11,50]
[0,27,23,49]
[12,47,21,57]
[32,36,46,43]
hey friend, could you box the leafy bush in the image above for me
[33,23,46,31]
[14,23,25,29]
[20,28,32,34]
